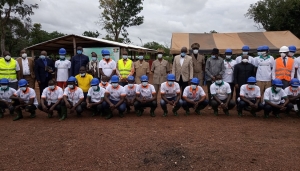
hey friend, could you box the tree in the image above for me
[83,30,100,38]
[143,41,170,55]
[98,0,144,43]
[0,0,38,55]
[204,30,218,34]
[245,0,300,38]
[29,23,65,45]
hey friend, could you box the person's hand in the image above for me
[142,97,147,104]
[280,106,286,111]
[66,102,71,108]
[211,77,216,81]
[87,103,92,108]
[221,103,227,110]
[235,84,239,89]
[42,105,48,112]
[250,104,258,109]
[194,102,199,109]
[48,69,53,73]
[49,106,55,112]
[168,100,174,106]
[70,106,75,113]
[110,104,115,110]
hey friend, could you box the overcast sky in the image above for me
[25,0,261,46]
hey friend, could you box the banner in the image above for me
[83,47,120,61]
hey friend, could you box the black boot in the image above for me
[29,110,36,118]
[105,110,113,119]
[13,110,23,121]
[59,106,67,120]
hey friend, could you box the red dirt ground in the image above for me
[0,83,300,170]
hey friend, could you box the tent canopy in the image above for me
[25,34,156,56]
[170,31,300,54]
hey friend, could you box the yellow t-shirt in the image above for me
[75,74,93,92]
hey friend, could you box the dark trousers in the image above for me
[264,103,293,115]
[102,99,126,113]
[119,82,128,87]
[38,81,49,98]
[177,76,189,95]
[182,100,209,111]
[238,100,263,112]
[235,85,241,104]
[83,92,88,101]
[134,101,157,111]
[38,100,61,112]
[11,99,37,112]
[8,82,18,90]
[160,97,182,111]
[281,80,290,89]
[0,101,15,114]
[211,99,235,111]
[228,82,235,99]
[81,102,103,113]
[206,81,213,104]
[61,100,83,115]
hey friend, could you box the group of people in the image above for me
[0,43,299,120]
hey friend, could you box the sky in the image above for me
[24,0,262,47]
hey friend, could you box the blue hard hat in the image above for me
[289,45,296,53]
[242,45,250,51]
[261,45,269,51]
[140,75,148,82]
[0,78,9,84]
[67,76,77,82]
[225,48,232,53]
[190,78,200,84]
[167,74,176,81]
[272,79,283,87]
[111,75,119,83]
[59,48,66,55]
[257,46,263,51]
[127,76,135,82]
[91,78,100,86]
[101,49,110,55]
[18,79,28,87]
[247,77,256,83]
[290,78,300,87]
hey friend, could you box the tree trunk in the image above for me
[0,33,5,56]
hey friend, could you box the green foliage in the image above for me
[143,41,170,55]
[245,0,300,38]
[98,0,144,43]
[83,30,100,38]
[29,23,65,45]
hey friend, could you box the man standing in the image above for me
[16,49,35,89]
[70,46,89,77]
[205,48,225,105]
[151,48,170,93]
[134,50,150,84]
[172,47,193,93]
[55,48,71,89]
[272,46,295,89]
[235,45,255,65]
[191,43,205,85]
[222,48,236,98]
[34,51,55,97]
[99,49,116,81]
[117,49,134,86]
[0,51,20,90]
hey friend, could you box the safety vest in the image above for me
[275,57,294,81]
[118,59,132,78]
[0,58,17,80]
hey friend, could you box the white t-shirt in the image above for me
[63,86,84,105]
[105,84,126,101]
[55,60,71,82]
[240,84,261,100]
[235,55,255,65]
[284,86,300,97]
[183,85,206,101]
[210,81,231,100]
[254,56,274,81]
[160,82,180,99]
[87,87,105,103]
[222,59,236,83]
[264,87,287,104]
[136,84,156,100]
[14,87,38,107]
[41,86,64,103]
[0,87,16,102]
[294,57,300,80]
[21,58,30,75]
[99,59,116,77]
[124,84,137,100]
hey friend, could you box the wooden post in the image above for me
[31,50,34,58]
[73,36,76,56]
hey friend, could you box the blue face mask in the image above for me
[40,55,45,59]
[181,53,186,57]
[211,55,216,59]
[138,56,144,60]
[59,55,65,59]
[77,50,82,54]
[92,57,97,61]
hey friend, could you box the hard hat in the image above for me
[111,75,119,83]
[289,45,296,53]
[67,76,77,82]
[261,45,269,51]
[290,78,300,87]
[272,79,283,87]
[18,79,28,87]
[279,46,289,53]
[190,78,200,84]
[225,48,232,53]
[90,78,99,86]
[247,77,256,83]
[242,45,250,51]
[0,78,9,84]
[257,46,263,51]
[59,48,66,55]
[101,49,110,55]
[140,75,148,82]
[167,74,176,81]
[127,76,135,82]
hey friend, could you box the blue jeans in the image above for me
[182,99,209,111]
[102,99,126,113]
[264,103,293,115]
[160,97,182,111]
[238,100,263,112]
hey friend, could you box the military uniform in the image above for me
[151,59,170,92]
[190,43,205,85]
[134,60,149,84]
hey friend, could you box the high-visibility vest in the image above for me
[0,58,17,80]
[118,59,132,78]
[275,57,294,81]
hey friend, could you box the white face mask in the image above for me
[193,49,199,54]
[225,55,231,59]
[80,73,86,77]
[49,85,55,90]
[59,55,65,59]
[92,86,98,90]
[281,53,286,58]
[242,59,249,63]
[112,83,119,88]
[1,85,8,89]
[291,87,298,91]
[288,52,295,57]
[215,80,222,84]
[261,52,267,56]
[257,52,262,56]
[211,55,216,59]
[4,55,11,60]
[92,57,97,61]
[242,52,248,55]
[104,55,110,59]
[20,87,27,91]
[248,84,255,89]
[102,81,107,85]
[191,85,197,89]
[68,85,74,89]
[21,53,27,58]
[275,87,282,92]
[142,82,148,87]
[128,84,134,88]
[123,55,128,59]
[168,81,174,86]
[138,56,144,60]
[157,54,163,58]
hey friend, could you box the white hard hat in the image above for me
[279,46,289,52]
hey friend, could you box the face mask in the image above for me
[248,85,255,89]
[281,53,286,58]
[138,56,144,60]
[275,87,282,92]
[59,55,65,59]
[142,82,148,87]
[242,52,248,55]
[49,85,55,90]
[242,59,249,63]
[180,53,186,57]
[291,87,298,91]
[80,73,86,77]
[40,55,45,59]
[123,55,128,59]
[261,52,267,56]
[102,81,107,85]
[4,55,11,60]
[257,52,262,56]
[77,50,82,54]
[92,57,97,61]
[112,83,118,88]
[225,55,231,59]
[191,85,197,90]
[193,49,199,54]
[1,85,8,90]
[128,84,134,88]
[20,87,27,91]
[92,86,98,90]
[104,55,110,59]
[168,81,174,86]
[288,52,295,57]
[215,80,222,84]
[68,85,74,89]
[157,54,163,58]
[211,55,216,59]
[21,53,27,58]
